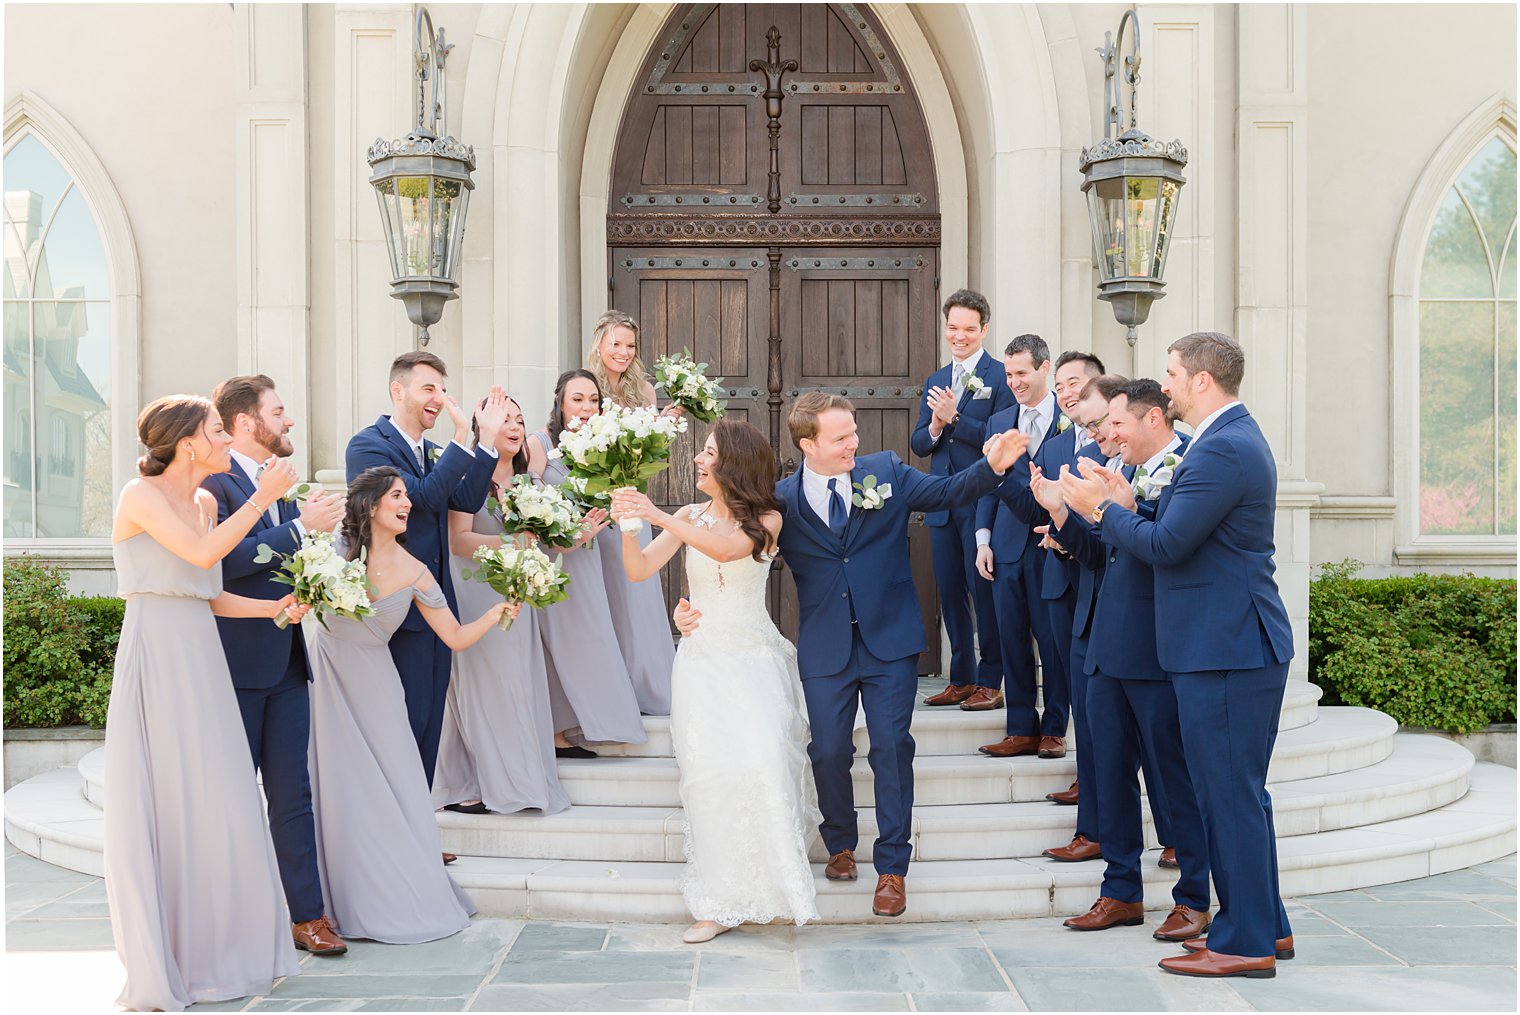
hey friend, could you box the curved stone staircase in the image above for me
[6,681,1514,923]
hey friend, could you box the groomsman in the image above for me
[911,289,1015,705]
[345,352,505,789]
[1042,379,1210,942]
[203,375,348,955]
[971,335,1068,753]
[1062,333,1295,979]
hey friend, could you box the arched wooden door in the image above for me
[608,2,943,672]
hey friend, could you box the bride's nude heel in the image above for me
[682,921,732,944]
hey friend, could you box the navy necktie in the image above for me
[827,478,847,536]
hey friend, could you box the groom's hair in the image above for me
[788,391,855,445]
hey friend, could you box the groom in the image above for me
[677,392,1027,917]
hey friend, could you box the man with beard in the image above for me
[204,374,348,956]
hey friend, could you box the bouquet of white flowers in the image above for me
[460,543,571,630]
[651,350,727,423]
[253,530,374,630]
[549,404,688,532]
[491,475,585,549]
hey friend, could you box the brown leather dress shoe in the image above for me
[1185,934,1295,960]
[1037,736,1066,759]
[825,849,858,881]
[979,735,1040,757]
[1158,847,1179,869]
[1153,904,1211,941]
[1045,780,1079,805]
[1043,834,1102,862]
[959,687,1005,711]
[1159,949,1275,978]
[442,852,457,865]
[872,874,907,917]
[1063,896,1144,930]
[292,915,348,956]
[924,683,977,706]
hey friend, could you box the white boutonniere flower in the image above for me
[1133,452,1182,501]
[428,446,443,464]
[851,475,893,510]
[963,373,987,396]
[1057,415,1073,434]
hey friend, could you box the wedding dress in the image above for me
[671,507,820,927]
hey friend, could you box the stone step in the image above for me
[435,732,1469,861]
[443,762,1516,924]
[532,706,1395,809]
[594,680,1323,759]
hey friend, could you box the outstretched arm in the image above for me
[115,465,298,570]
[1094,446,1243,568]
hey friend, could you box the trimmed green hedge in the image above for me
[3,556,123,728]
[1309,560,1517,734]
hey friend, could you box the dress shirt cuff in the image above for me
[291,519,306,539]
[477,444,499,459]
[975,528,991,547]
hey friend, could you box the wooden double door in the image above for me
[607,3,945,672]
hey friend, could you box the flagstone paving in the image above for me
[4,841,1515,1012]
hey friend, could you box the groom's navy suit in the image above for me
[345,416,496,784]
[203,461,323,925]
[1099,403,1294,959]
[777,450,1006,876]
[909,354,1014,685]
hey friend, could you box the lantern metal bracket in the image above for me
[1097,8,1142,144]
[413,6,452,141]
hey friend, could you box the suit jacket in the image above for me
[973,404,1064,565]
[1052,462,1136,641]
[1058,436,1189,680]
[1100,405,1294,674]
[776,450,1006,679]
[345,416,497,629]
[909,355,1015,526]
[1036,433,1107,600]
[203,464,311,691]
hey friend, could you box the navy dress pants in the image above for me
[990,549,1069,737]
[234,649,323,924]
[800,633,919,876]
[930,505,1002,684]
[388,613,453,786]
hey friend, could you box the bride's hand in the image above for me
[610,488,662,524]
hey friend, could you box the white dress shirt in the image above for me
[801,461,850,527]
[949,347,985,396]
[1138,433,1185,477]
[1186,400,1242,450]
[229,448,299,534]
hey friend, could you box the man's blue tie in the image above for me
[827,477,847,536]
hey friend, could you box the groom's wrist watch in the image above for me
[1092,498,1117,524]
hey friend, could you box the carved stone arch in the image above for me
[3,90,141,544]
[1389,93,1518,561]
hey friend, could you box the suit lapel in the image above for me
[843,463,872,546]
[380,416,424,477]
[228,462,273,532]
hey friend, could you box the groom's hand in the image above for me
[673,597,702,637]
[983,429,1029,474]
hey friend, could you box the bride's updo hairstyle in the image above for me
[709,419,780,562]
[136,395,214,476]
[340,465,405,562]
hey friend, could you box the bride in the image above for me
[610,419,819,943]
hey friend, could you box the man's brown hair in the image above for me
[1079,373,1130,402]
[390,350,448,385]
[1168,331,1245,396]
[787,391,855,445]
[211,374,277,431]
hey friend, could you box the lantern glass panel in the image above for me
[1122,176,1161,279]
[446,185,470,279]
[1153,179,1181,279]
[372,178,403,280]
[390,176,432,277]
[430,178,464,280]
[1088,178,1130,281]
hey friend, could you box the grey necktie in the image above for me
[1021,406,1043,455]
[951,361,966,398]
[413,443,426,471]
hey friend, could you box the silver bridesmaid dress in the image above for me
[104,532,300,1012]
[306,574,475,943]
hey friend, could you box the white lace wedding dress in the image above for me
[672,507,820,927]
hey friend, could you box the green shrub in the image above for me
[2,556,120,728]
[1309,560,1517,734]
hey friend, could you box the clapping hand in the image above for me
[574,507,610,547]
[475,386,511,448]
[1029,464,1066,514]
[255,457,299,503]
[443,394,472,444]
[672,597,702,637]
[298,489,345,532]
[1076,457,1136,511]
[982,429,1030,473]
[926,386,959,428]
[1057,464,1110,521]
[1034,524,1063,553]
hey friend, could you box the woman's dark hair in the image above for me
[709,419,780,561]
[136,394,214,476]
[546,369,603,446]
[471,394,530,481]
[341,466,406,561]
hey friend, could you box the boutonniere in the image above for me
[963,374,986,395]
[851,474,893,510]
[1056,415,1073,434]
[1133,452,1182,501]
[427,446,443,464]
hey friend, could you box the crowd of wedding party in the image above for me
[101,292,1294,1011]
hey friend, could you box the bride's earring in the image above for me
[189,446,196,463]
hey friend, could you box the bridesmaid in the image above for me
[525,369,649,752]
[586,310,678,715]
[433,395,572,815]
[106,394,308,1012]
[307,466,510,944]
